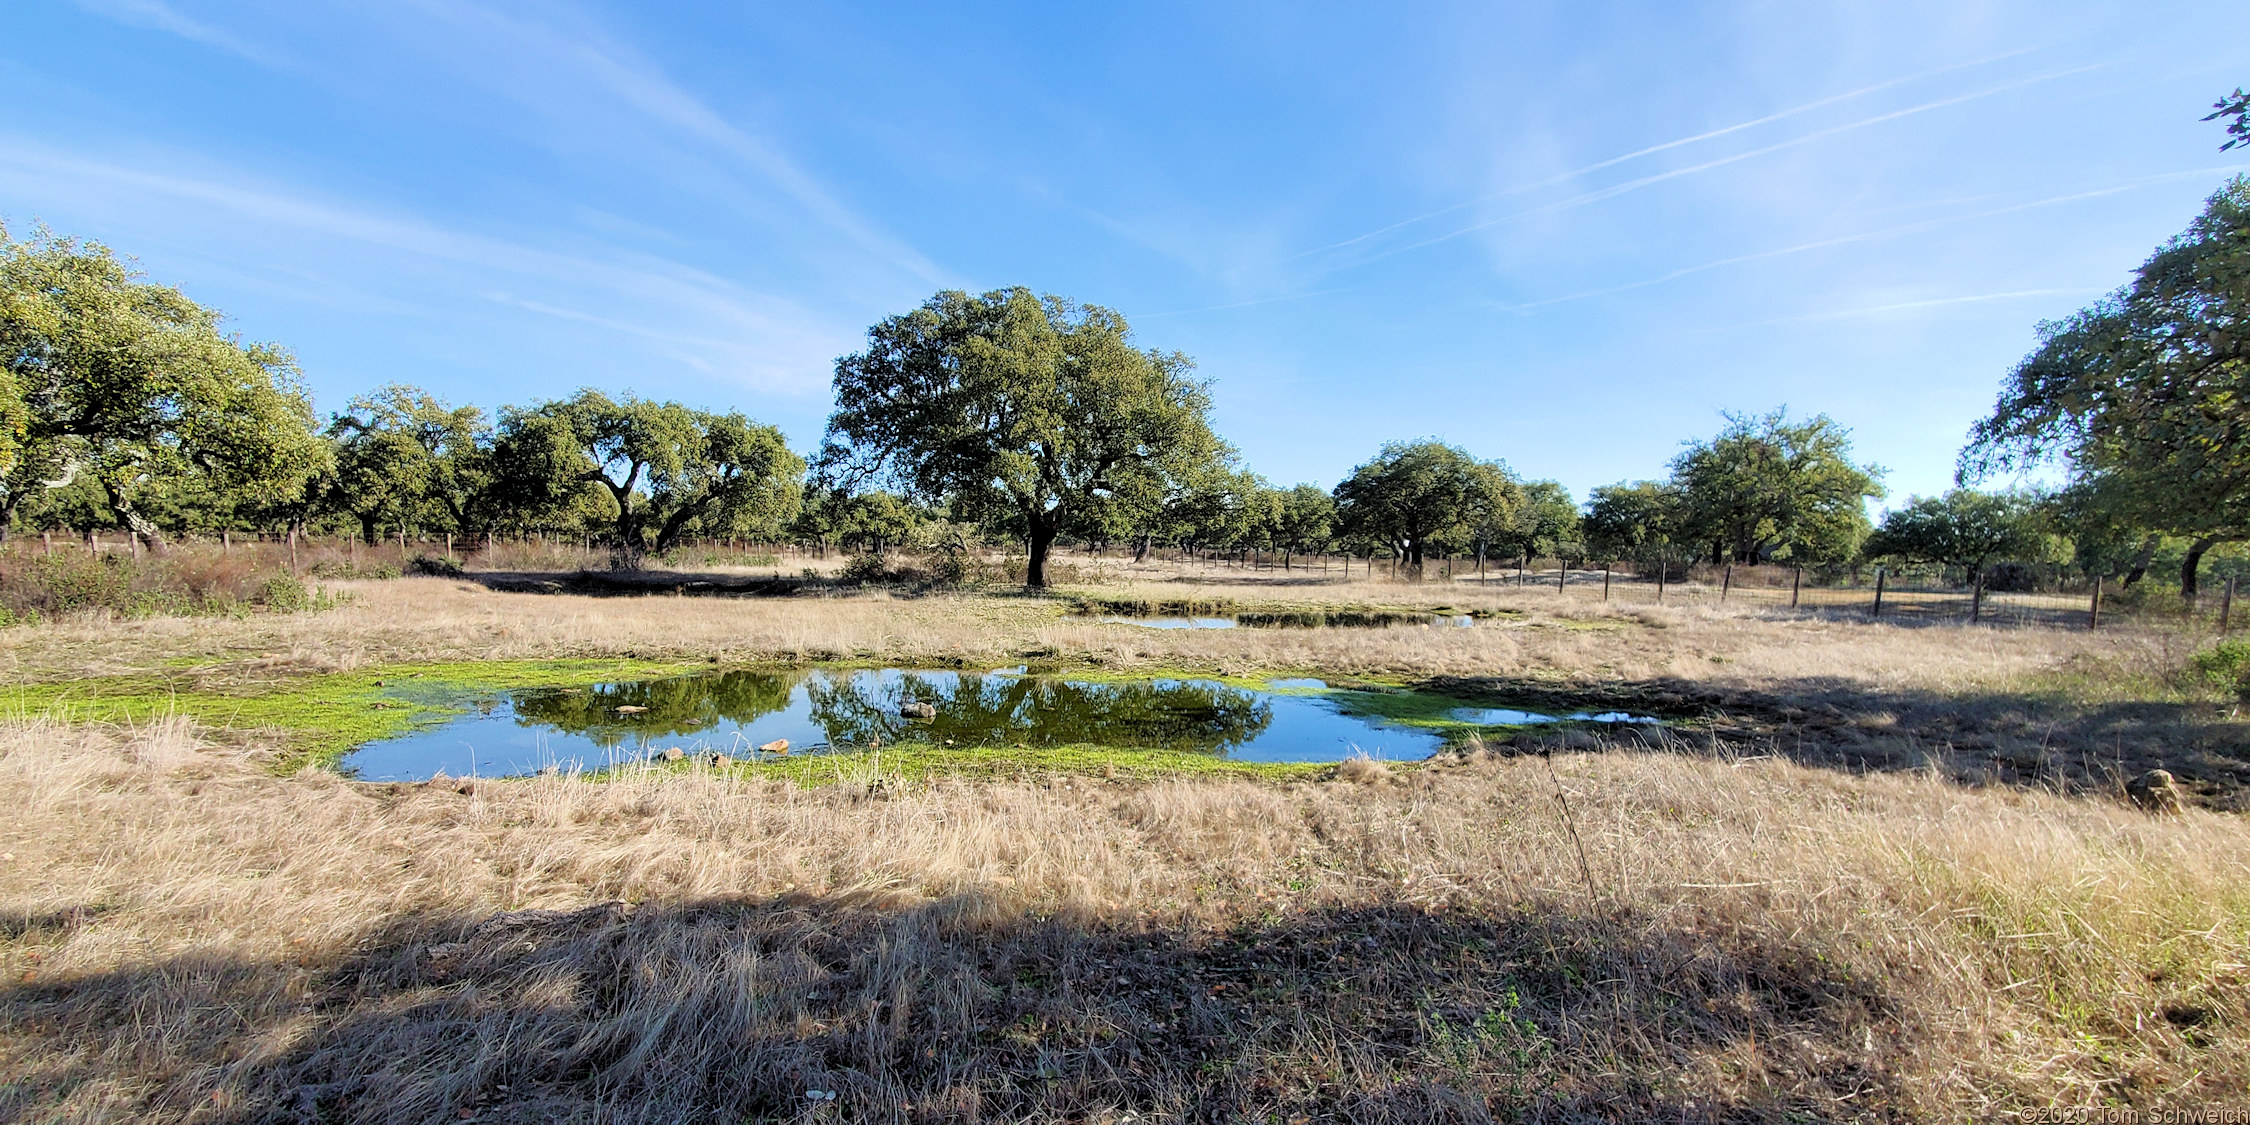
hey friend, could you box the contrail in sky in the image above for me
[1506,165,2241,310]
[1289,47,2042,262]
[1336,62,2109,273]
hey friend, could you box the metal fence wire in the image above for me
[1443,561,2244,631]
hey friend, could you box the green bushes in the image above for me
[2191,638,2250,700]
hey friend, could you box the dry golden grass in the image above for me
[0,568,2165,692]
[10,568,2229,804]
[5,562,2249,1118]
[3,719,2245,1121]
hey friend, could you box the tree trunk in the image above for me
[2122,534,2160,586]
[2182,535,2227,608]
[1026,517,1059,589]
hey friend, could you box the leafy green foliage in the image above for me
[2208,88,2250,152]
[1333,440,1519,572]
[1581,480,1680,563]
[498,390,802,567]
[0,224,328,544]
[1492,479,1580,561]
[2191,638,2250,701]
[1865,489,2056,579]
[1964,176,2250,600]
[326,385,489,541]
[820,288,1227,587]
[1671,409,1883,565]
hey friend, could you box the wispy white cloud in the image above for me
[1290,46,2046,262]
[1694,288,2104,333]
[391,0,949,290]
[70,0,279,64]
[1332,63,2110,276]
[0,136,847,394]
[1503,165,2240,311]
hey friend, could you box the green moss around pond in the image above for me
[3,658,1665,784]
[1,658,700,772]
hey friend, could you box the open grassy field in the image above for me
[5,560,2249,1121]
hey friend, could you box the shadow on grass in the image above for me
[4,895,1908,1123]
[1426,671,2250,810]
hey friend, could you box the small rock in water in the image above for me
[660,746,685,762]
[2127,768,2185,813]
[900,702,937,719]
[615,705,649,714]
[758,739,790,754]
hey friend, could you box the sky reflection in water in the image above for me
[342,669,1456,781]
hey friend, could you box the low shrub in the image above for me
[0,546,347,624]
[840,553,893,585]
[405,554,465,577]
[2192,638,2250,701]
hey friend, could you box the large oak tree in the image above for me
[0,225,326,546]
[496,390,801,567]
[1332,440,1519,575]
[819,288,1226,588]
[1963,176,2250,602]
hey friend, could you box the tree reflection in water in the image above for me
[509,671,799,749]
[803,672,1273,753]
[503,668,1275,755]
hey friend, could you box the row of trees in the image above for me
[4,90,2245,595]
[0,224,805,564]
[0,226,2167,592]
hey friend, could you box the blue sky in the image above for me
[3,1,2247,505]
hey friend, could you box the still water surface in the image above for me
[341,668,1650,781]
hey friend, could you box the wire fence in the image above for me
[1444,560,2250,632]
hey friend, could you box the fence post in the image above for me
[1602,563,1611,601]
[2225,576,2236,633]
[1517,553,1526,587]
[1656,558,1666,603]
[1791,566,1801,608]
[1971,573,1984,624]
[1721,563,1732,602]
[2090,575,2102,630]
[1871,568,1886,617]
[221,530,230,555]
[42,530,52,556]
[1558,560,1567,593]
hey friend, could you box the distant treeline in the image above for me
[5,172,2249,595]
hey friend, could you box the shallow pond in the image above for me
[340,669,1655,781]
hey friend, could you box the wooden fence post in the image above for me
[2089,575,2102,630]
[1721,564,1732,602]
[1871,568,1886,617]
[1656,559,1666,603]
[1791,566,1801,608]
[1602,563,1611,601]
[1558,560,1567,593]
[1971,573,1984,625]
